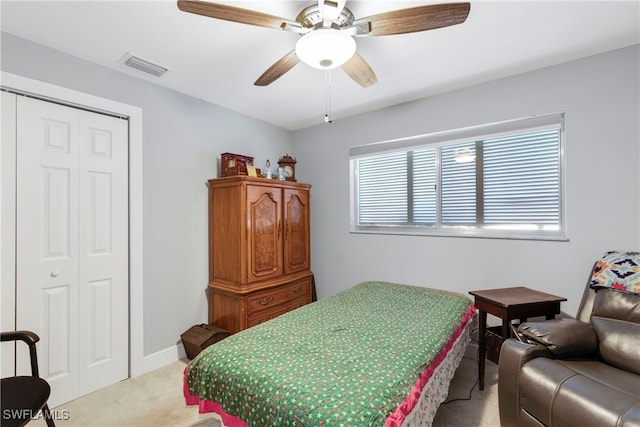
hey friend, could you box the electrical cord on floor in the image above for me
[441,334,481,405]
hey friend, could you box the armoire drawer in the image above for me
[247,296,310,328]
[247,280,310,315]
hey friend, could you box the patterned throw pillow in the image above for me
[589,250,640,296]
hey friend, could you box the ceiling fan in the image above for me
[177,0,470,88]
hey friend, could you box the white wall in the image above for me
[3,29,638,358]
[1,33,294,357]
[293,45,640,317]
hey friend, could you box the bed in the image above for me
[184,281,476,427]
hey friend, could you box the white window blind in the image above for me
[412,148,437,225]
[356,152,407,224]
[442,142,477,225]
[483,130,560,226]
[350,113,565,240]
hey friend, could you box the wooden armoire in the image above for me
[207,176,312,333]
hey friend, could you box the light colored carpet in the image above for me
[432,345,500,427]
[31,344,499,426]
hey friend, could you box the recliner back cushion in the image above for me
[590,289,640,375]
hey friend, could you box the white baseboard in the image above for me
[140,343,187,375]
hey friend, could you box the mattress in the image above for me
[185,281,476,426]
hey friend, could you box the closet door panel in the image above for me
[16,96,80,406]
[1,91,17,377]
[77,109,129,395]
[15,96,129,407]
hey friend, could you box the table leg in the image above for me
[478,310,487,391]
[502,318,510,341]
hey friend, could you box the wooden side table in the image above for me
[469,287,566,390]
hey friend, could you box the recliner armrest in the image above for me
[518,318,598,358]
[498,339,553,426]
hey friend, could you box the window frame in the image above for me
[349,113,567,241]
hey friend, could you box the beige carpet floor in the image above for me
[31,344,499,427]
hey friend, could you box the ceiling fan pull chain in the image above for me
[325,69,333,124]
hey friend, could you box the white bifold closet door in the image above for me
[13,94,129,407]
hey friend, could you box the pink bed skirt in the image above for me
[184,372,250,427]
[184,303,477,427]
[384,303,476,426]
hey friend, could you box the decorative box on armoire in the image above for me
[207,176,313,333]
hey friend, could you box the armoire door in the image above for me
[13,94,129,407]
[283,188,310,274]
[246,184,283,282]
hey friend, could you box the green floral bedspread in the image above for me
[187,281,473,427]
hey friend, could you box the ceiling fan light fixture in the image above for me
[295,29,356,70]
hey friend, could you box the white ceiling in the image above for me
[2,1,639,130]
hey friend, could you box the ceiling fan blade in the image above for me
[352,2,470,36]
[342,53,377,88]
[254,50,300,86]
[177,0,304,33]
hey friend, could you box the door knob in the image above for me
[50,270,60,278]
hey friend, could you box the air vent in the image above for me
[121,53,169,77]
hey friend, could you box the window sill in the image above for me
[350,226,569,242]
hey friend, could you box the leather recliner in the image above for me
[498,251,640,427]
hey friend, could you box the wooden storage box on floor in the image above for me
[181,324,230,359]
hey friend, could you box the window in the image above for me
[350,113,565,240]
